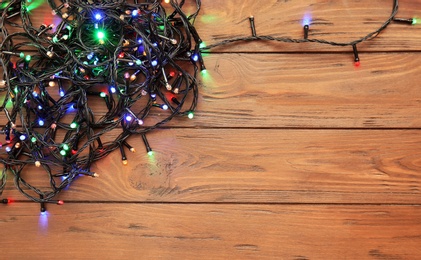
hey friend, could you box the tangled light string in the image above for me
[0,0,204,207]
[0,0,418,211]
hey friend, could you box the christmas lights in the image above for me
[201,0,417,66]
[0,0,202,211]
[0,0,416,213]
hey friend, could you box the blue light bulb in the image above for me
[151,60,158,66]
[38,119,45,126]
[192,54,199,62]
[110,86,116,93]
[94,13,102,21]
[125,115,133,121]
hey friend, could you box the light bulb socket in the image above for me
[352,44,360,66]
[249,16,257,37]
[304,25,309,39]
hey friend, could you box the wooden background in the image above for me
[2,0,421,259]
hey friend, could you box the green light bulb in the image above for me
[100,92,106,98]
[148,151,154,156]
[187,111,194,119]
[70,122,77,129]
[60,150,66,156]
[63,144,69,151]
[31,137,37,143]
[25,55,31,62]
[97,31,105,40]
[413,18,419,25]
[19,52,25,58]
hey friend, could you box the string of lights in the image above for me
[201,0,418,66]
[0,0,418,212]
[0,0,204,210]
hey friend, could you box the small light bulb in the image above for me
[19,135,26,141]
[100,92,107,98]
[97,31,105,39]
[122,159,128,165]
[132,10,138,17]
[110,87,116,93]
[49,81,56,87]
[151,60,158,66]
[70,122,77,129]
[125,115,133,121]
[192,54,199,62]
[188,111,194,119]
[38,119,45,126]
[35,161,41,167]
[94,13,102,20]
[161,104,168,110]
[60,150,67,156]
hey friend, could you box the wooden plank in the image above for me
[2,129,421,204]
[2,203,421,259]
[3,52,420,128]
[3,0,421,52]
[197,0,421,52]
[195,52,421,128]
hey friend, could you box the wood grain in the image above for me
[196,53,421,128]
[2,203,421,259]
[1,0,421,259]
[2,129,421,204]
